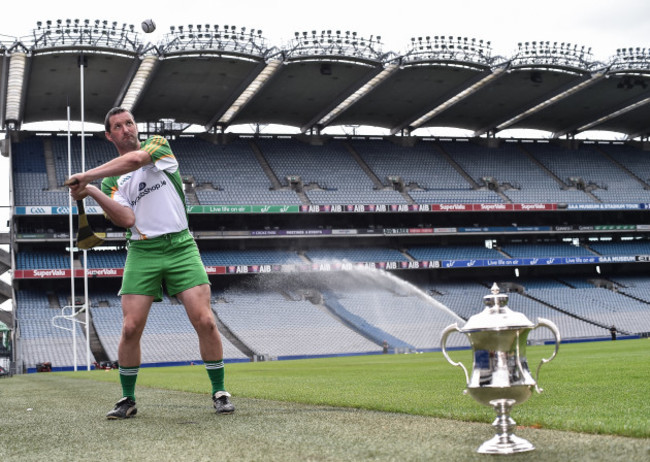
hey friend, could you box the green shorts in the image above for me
[120,229,210,302]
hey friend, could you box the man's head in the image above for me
[104,107,140,154]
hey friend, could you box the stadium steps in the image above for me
[345,142,416,205]
[432,142,481,189]
[0,310,11,328]
[399,248,416,262]
[516,143,569,188]
[248,139,283,190]
[583,189,602,203]
[521,291,622,334]
[608,285,650,309]
[42,138,60,190]
[182,179,200,205]
[212,307,255,359]
[0,247,9,274]
[0,279,11,303]
[342,142,385,189]
[596,146,650,190]
[518,143,604,203]
[320,290,414,350]
[294,189,311,205]
[495,189,511,203]
[87,311,110,363]
[47,292,60,309]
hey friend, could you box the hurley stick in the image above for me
[64,177,105,249]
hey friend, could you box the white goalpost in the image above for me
[51,57,92,371]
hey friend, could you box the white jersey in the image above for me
[102,136,188,240]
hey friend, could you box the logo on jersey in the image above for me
[118,174,132,187]
[130,179,167,207]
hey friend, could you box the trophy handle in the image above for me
[532,317,561,393]
[440,323,470,386]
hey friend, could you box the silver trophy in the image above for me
[440,283,560,454]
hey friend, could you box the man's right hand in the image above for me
[65,174,91,200]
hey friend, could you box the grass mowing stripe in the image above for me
[56,339,650,438]
[2,374,649,461]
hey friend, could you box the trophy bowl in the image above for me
[440,283,560,454]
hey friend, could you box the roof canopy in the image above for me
[1,20,650,139]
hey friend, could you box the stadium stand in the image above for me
[426,280,611,340]
[523,143,649,204]
[16,290,96,370]
[499,243,596,258]
[439,140,556,190]
[201,249,303,266]
[16,250,73,269]
[407,245,502,261]
[5,22,650,379]
[91,295,248,364]
[306,189,408,205]
[524,287,650,336]
[409,189,503,204]
[172,137,304,205]
[588,241,650,256]
[9,135,650,372]
[324,288,467,350]
[349,138,470,189]
[258,137,376,191]
[215,289,380,358]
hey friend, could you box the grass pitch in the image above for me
[1,339,648,461]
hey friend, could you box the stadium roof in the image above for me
[2,20,650,139]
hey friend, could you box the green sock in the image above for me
[205,360,225,394]
[119,366,139,401]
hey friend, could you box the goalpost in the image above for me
[51,58,91,371]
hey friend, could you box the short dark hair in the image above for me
[104,107,133,132]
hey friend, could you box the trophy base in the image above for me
[476,399,535,455]
[477,434,535,454]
